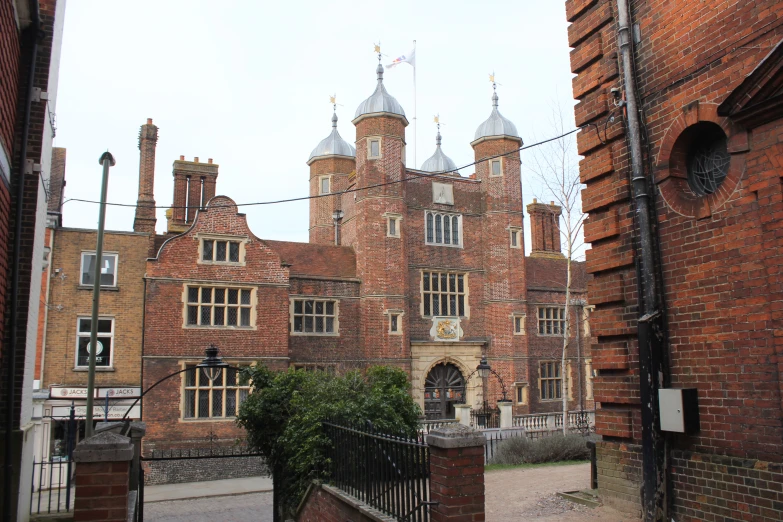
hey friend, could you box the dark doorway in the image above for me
[424,363,465,420]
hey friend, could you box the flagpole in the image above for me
[413,39,417,167]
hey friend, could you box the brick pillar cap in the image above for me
[427,424,486,449]
[73,431,134,463]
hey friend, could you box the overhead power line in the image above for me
[64,126,589,211]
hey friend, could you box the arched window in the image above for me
[425,211,462,247]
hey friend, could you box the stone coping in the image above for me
[427,423,486,449]
[73,431,134,463]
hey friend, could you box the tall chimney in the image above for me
[135,118,158,257]
[527,199,564,258]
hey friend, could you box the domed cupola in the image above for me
[307,108,356,165]
[420,119,459,174]
[472,80,521,145]
[353,58,408,125]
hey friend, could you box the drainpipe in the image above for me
[616,1,668,520]
[4,2,42,520]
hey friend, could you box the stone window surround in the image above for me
[179,361,252,422]
[74,316,115,371]
[289,296,340,336]
[196,233,249,266]
[514,382,529,405]
[419,270,470,318]
[539,360,562,401]
[489,157,504,177]
[507,226,522,249]
[537,306,566,336]
[384,308,405,335]
[80,251,119,288]
[585,358,594,401]
[367,136,383,159]
[654,101,748,220]
[383,212,402,238]
[181,284,257,330]
[425,211,462,248]
[319,175,331,195]
[511,312,526,335]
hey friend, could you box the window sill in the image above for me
[184,325,256,330]
[181,417,236,423]
[78,285,119,292]
[73,367,115,372]
[197,261,246,267]
[290,332,340,337]
[538,399,563,402]
[424,243,463,249]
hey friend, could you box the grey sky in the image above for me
[55,1,581,256]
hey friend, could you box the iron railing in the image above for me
[470,402,500,429]
[323,421,433,522]
[30,406,76,516]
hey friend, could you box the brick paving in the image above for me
[144,491,272,522]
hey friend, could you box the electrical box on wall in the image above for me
[659,388,700,434]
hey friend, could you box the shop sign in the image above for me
[51,404,140,420]
[97,387,141,398]
[50,387,96,399]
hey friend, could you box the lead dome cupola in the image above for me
[473,82,521,143]
[307,110,356,165]
[420,123,459,174]
[354,61,408,124]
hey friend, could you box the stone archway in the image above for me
[423,362,465,420]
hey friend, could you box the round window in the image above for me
[686,123,730,196]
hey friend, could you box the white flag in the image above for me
[386,48,416,69]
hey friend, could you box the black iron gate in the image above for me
[30,405,77,516]
[470,401,500,429]
[137,443,265,521]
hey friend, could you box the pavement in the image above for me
[144,476,273,503]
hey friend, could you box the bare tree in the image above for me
[527,102,586,435]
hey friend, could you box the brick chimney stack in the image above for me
[527,199,564,258]
[135,118,158,257]
[167,157,219,233]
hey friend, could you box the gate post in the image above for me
[454,404,471,426]
[427,424,486,521]
[73,431,134,522]
[498,400,513,428]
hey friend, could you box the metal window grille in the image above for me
[292,299,337,333]
[186,286,253,327]
[390,314,399,332]
[321,177,330,194]
[514,315,524,334]
[422,271,466,317]
[183,366,251,419]
[75,317,113,367]
[537,307,565,335]
[424,211,460,246]
[491,159,502,176]
[389,217,397,236]
[539,362,562,400]
[201,239,241,263]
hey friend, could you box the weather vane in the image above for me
[374,42,382,62]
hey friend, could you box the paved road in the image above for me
[144,491,273,522]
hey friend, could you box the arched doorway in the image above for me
[424,363,465,420]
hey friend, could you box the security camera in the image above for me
[610,87,621,100]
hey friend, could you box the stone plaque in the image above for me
[432,182,454,205]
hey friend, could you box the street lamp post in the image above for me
[120,345,234,422]
[463,355,509,403]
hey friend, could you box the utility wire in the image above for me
[64,126,588,211]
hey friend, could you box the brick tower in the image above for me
[167,156,219,234]
[352,59,409,367]
[526,199,563,258]
[307,106,356,245]
[135,118,158,256]
[470,83,526,400]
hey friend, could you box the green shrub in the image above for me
[236,365,421,521]
[490,434,593,466]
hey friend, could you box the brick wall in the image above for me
[144,196,290,450]
[42,229,149,388]
[308,156,354,245]
[566,0,783,515]
[297,484,392,522]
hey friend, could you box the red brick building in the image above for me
[0,0,66,519]
[140,62,593,454]
[566,0,783,519]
